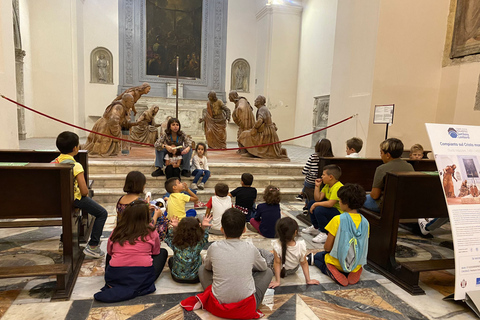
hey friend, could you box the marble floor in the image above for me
[0,200,475,320]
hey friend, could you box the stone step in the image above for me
[92,187,302,204]
[89,160,303,176]
[90,173,305,189]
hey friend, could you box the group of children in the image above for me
[54,129,423,316]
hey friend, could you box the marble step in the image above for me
[90,173,305,189]
[92,187,303,204]
[89,160,303,176]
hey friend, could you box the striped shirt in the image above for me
[302,153,320,185]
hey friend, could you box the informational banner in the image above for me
[426,123,480,300]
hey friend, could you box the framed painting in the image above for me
[451,0,480,58]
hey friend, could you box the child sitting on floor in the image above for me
[165,177,199,220]
[265,217,320,288]
[190,142,210,190]
[181,208,272,318]
[313,184,369,286]
[164,215,212,283]
[248,185,281,238]
[94,200,168,302]
[229,173,257,221]
[206,183,232,235]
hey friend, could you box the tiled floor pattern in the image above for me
[0,201,475,319]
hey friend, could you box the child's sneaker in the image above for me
[306,253,314,266]
[302,206,309,215]
[295,193,304,201]
[198,182,205,190]
[191,183,198,190]
[326,263,348,286]
[194,201,206,209]
[302,225,319,235]
[84,244,105,258]
[418,218,431,235]
[312,232,328,243]
[347,267,363,285]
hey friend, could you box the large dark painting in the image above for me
[146,0,202,78]
[451,0,480,58]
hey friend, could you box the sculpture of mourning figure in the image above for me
[130,105,161,145]
[84,93,138,156]
[199,91,231,149]
[113,82,151,116]
[238,95,288,159]
[229,90,255,153]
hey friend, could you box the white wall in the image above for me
[294,0,338,147]
[0,0,19,149]
[224,0,258,142]
[83,0,119,131]
[327,0,381,157]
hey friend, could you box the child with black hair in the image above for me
[52,131,107,259]
[189,208,272,318]
[164,143,182,180]
[94,200,168,302]
[313,184,369,286]
[229,173,257,221]
[164,177,199,220]
[248,185,281,238]
[191,142,210,190]
[164,215,212,283]
[206,183,232,235]
[265,217,319,288]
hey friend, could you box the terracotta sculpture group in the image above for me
[84,82,287,159]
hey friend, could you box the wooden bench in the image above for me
[317,157,438,191]
[0,150,94,243]
[359,171,451,295]
[0,163,84,300]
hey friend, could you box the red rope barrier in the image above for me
[1,94,353,151]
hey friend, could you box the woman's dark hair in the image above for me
[196,142,207,156]
[165,117,184,136]
[172,217,205,249]
[263,185,281,205]
[123,171,146,193]
[110,200,155,246]
[275,217,299,278]
[337,184,367,210]
[315,139,334,157]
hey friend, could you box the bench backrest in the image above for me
[0,150,89,183]
[0,163,74,219]
[317,157,438,191]
[380,171,448,219]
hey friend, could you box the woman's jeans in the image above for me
[155,148,192,171]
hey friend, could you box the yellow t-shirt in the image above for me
[53,154,84,200]
[166,192,191,220]
[321,181,343,213]
[325,213,369,273]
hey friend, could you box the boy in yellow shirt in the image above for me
[164,177,199,220]
[52,131,107,258]
[312,184,369,286]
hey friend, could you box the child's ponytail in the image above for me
[275,217,299,278]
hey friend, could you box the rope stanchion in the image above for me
[1,94,354,151]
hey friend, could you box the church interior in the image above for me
[0,0,479,319]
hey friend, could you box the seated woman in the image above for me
[363,138,414,212]
[238,95,287,159]
[152,118,193,177]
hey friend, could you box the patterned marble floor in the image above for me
[0,201,475,320]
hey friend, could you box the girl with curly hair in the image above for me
[247,185,282,238]
[164,215,212,283]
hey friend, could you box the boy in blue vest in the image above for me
[53,131,108,258]
[311,184,369,286]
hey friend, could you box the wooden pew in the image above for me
[0,150,94,243]
[316,157,437,191]
[0,163,84,300]
[359,172,453,295]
